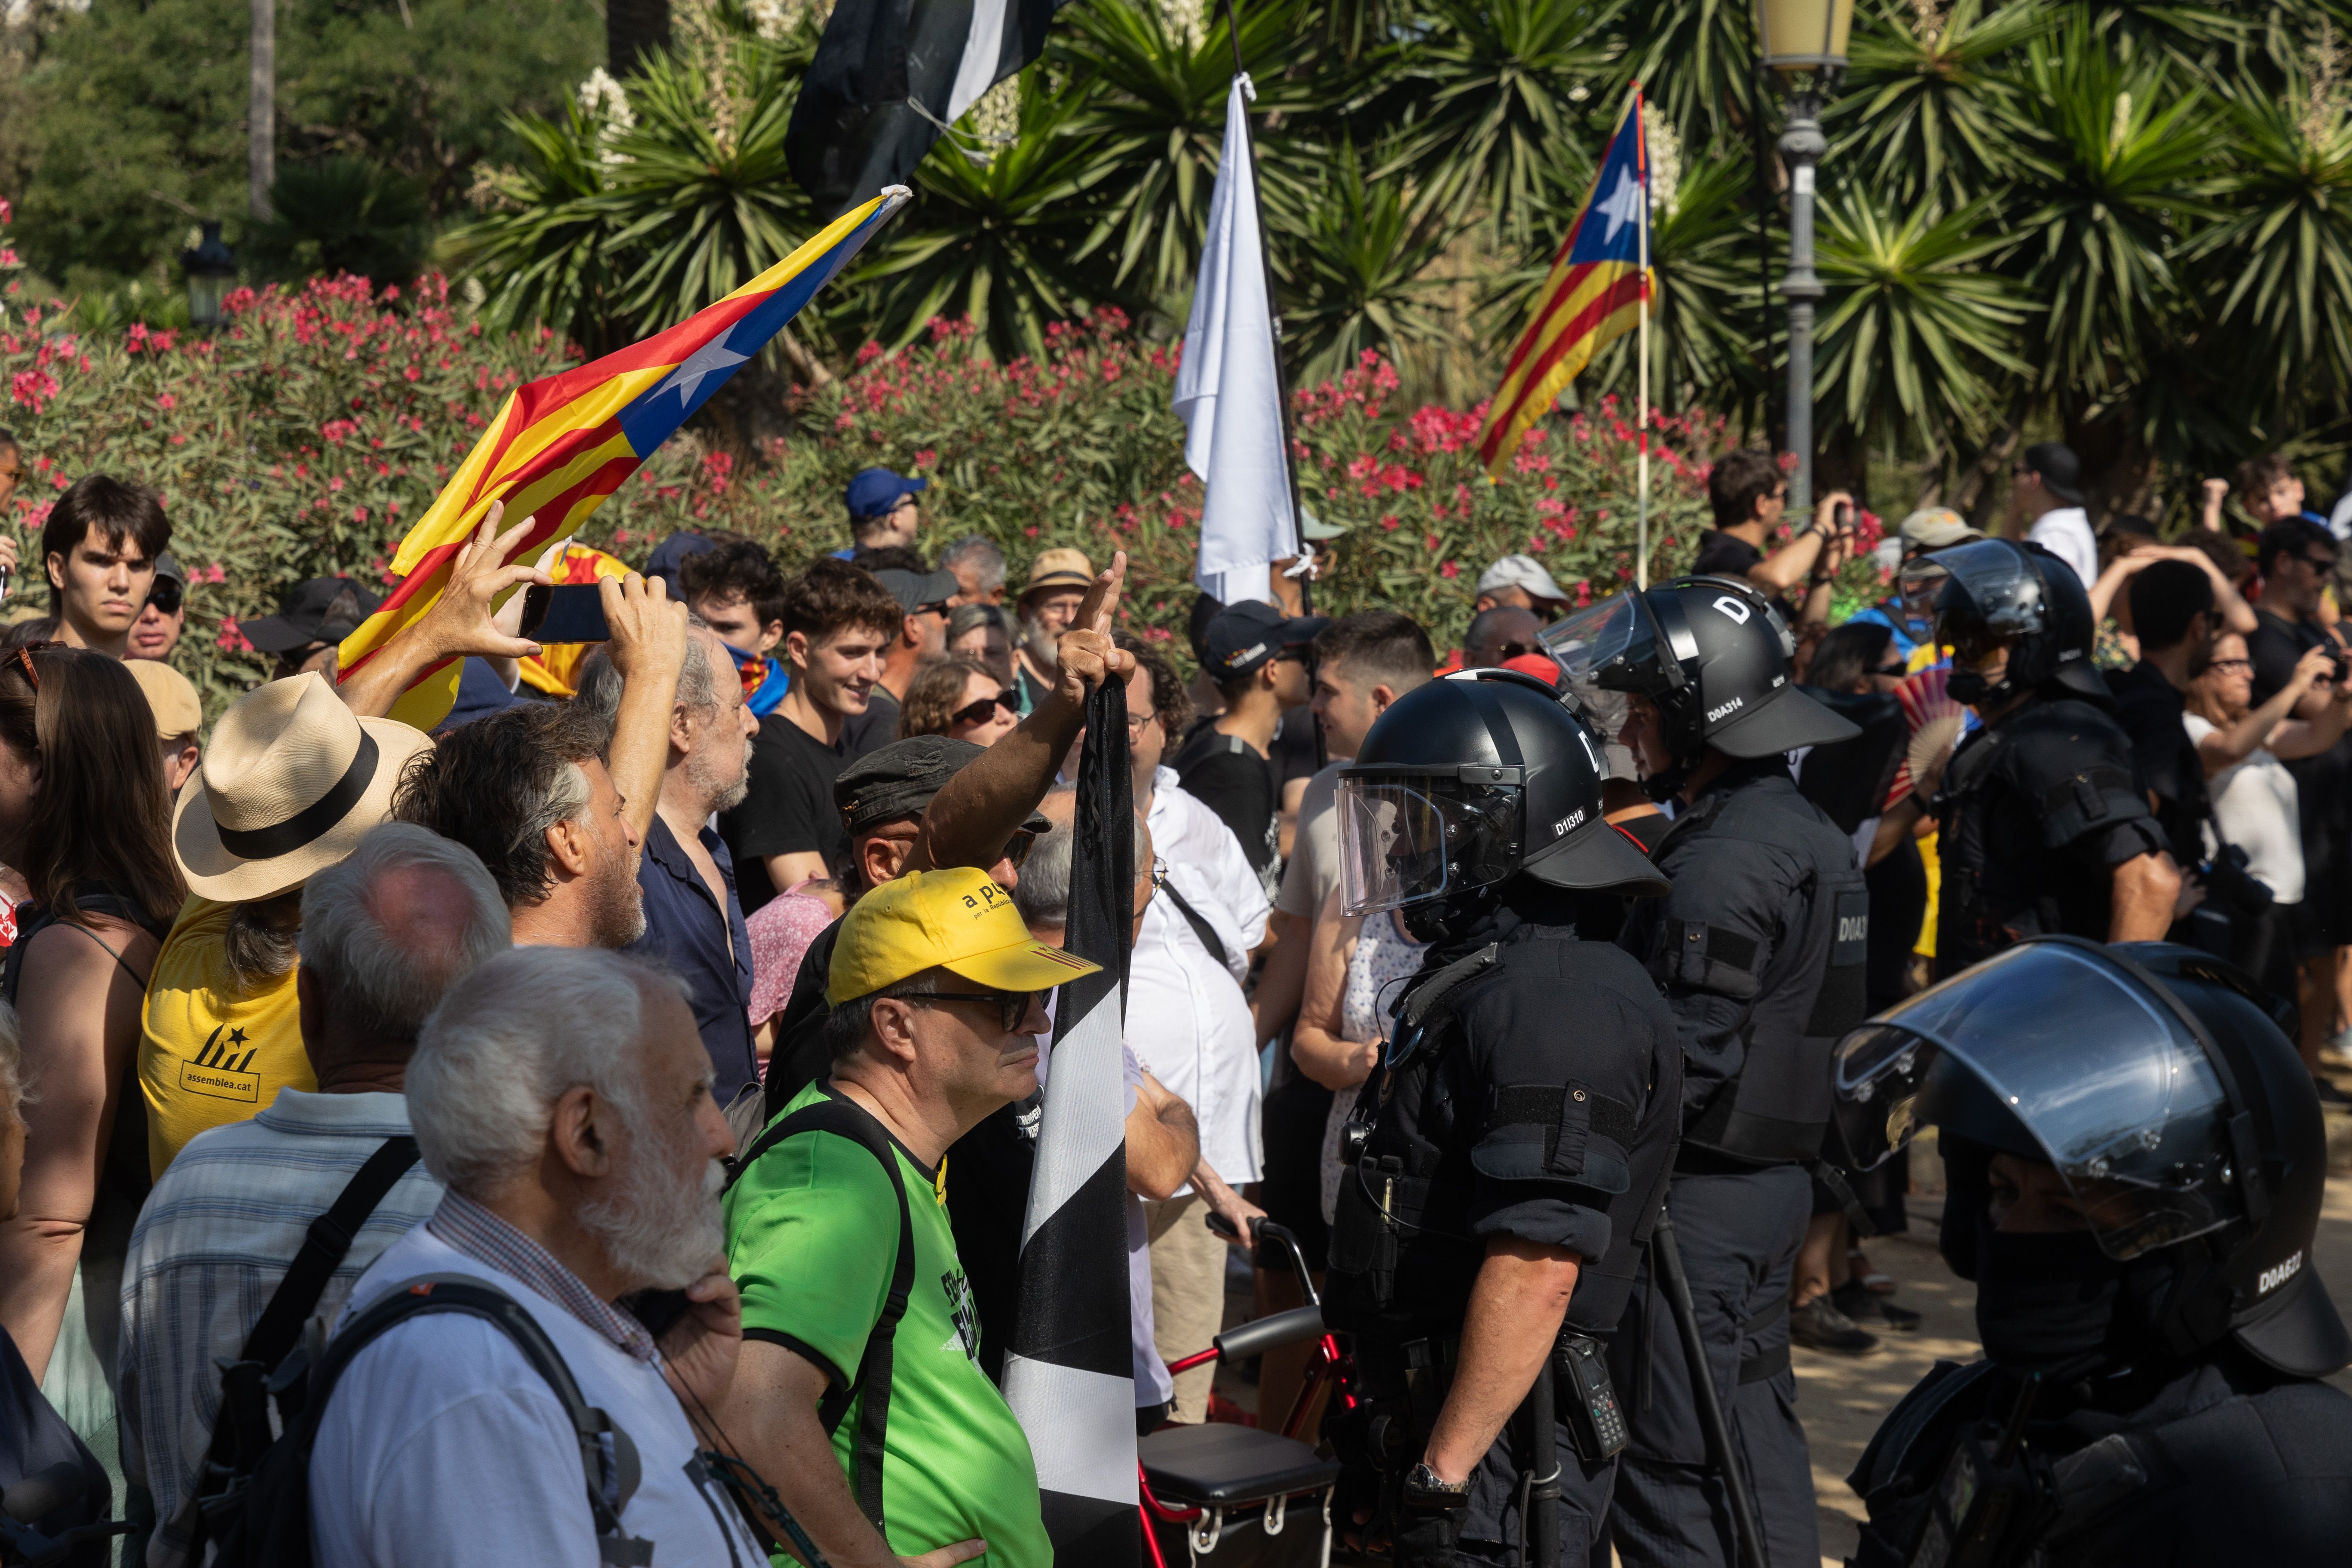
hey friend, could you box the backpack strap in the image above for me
[1155,875,1230,969]
[728,1094,916,1528]
[190,1136,423,1554]
[305,1277,655,1567]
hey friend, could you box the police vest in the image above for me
[1933,695,2153,977]
[1322,929,1682,1342]
[1638,774,1869,1164]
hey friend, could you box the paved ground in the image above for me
[1211,1096,2352,1568]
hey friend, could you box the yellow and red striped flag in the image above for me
[1476,91,1651,475]
[338,186,912,731]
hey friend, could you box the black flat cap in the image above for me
[835,734,1053,838]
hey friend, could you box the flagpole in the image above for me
[1636,86,1652,592]
[1215,0,1308,615]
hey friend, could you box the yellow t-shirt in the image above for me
[139,896,309,1176]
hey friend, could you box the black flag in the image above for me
[786,0,1075,219]
[1000,670,1136,1562]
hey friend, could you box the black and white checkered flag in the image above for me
[1000,671,1137,1562]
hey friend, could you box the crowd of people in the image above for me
[0,419,2346,1568]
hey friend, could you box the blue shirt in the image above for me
[626,815,759,1105]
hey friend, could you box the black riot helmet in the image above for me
[1832,937,2351,1378]
[1897,536,2105,707]
[1336,668,1670,937]
[1539,577,1859,787]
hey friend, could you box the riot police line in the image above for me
[1306,540,2352,1568]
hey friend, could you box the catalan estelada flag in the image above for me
[339,186,912,732]
[1476,92,1650,475]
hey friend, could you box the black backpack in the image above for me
[199,1273,653,1568]
[722,1094,916,1527]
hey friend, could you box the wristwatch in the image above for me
[1402,1461,1471,1510]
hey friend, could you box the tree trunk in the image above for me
[607,0,673,79]
[249,0,274,221]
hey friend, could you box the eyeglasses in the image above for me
[918,989,1037,1033]
[2206,658,2253,673]
[147,579,184,616]
[950,690,1020,727]
[1000,829,1035,870]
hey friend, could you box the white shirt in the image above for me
[2026,506,2098,589]
[1130,778,1267,1192]
[2183,715,2305,903]
[1145,769,1271,975]
[308,1219,762,1568]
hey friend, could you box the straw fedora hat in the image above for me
[172,672,433,903]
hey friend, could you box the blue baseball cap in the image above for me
[845,467,929,520]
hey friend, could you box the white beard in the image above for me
[581,1118,727,1292]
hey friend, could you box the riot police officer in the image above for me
[1832,937,2352,1565]
[1322,668,1683,1566]
[1544,575,1869,1568]
[1900,537,2181,975]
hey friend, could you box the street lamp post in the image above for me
[1753,0,1853,518]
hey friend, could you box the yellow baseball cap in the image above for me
[827,867,1102,1005]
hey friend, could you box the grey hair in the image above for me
[407,948,692,1199]
[945,601,1011,647]
[569,609,719,740]
[823,968,940,1064]
[297,823,512,1051]
[1011,790,1148,930]
[224,892,303,992]
[938,536,1007,596]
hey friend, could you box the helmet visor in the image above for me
[1832,942,2235,1259]
[1538,592,1667,698]
[1898,539,2045,663]
[1335,774,1520,916]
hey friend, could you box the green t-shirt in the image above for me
[725,1082,1049,1568]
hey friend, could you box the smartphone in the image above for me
[518,582,611,644]
[1834,501,1854,533]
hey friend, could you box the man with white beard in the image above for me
[1011,547,1095,714]
[307,946,760,1566]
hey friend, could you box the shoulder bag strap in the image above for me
[1154,875,1230,969]
[747,1097,916,1527]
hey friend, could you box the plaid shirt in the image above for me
[426,1191,655,1363]
[118,1090,443,1562]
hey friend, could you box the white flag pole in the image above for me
[1636,87,1652,592]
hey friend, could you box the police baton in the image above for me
[1651,1203,1767,1568]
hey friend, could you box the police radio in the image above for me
[1553,1331,1627,1463]
[1905,1373,2058,1568]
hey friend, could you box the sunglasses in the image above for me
[147,579,184,616]
[951,690,1020,727]
[1873,662,1907,679]
[8,640,63,689]
[1000,829,1035,870]
[2301,554,2339,572]
[1489,639,1539,662]
[918,989,1038,1033]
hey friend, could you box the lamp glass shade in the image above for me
[1755,0,1853,71]
[187,272,230,328]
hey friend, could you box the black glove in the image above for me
[1390,1505,1460,1568]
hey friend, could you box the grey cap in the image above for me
[835,734,1053,838]
[153,550,186,586]
[873,567,962,615]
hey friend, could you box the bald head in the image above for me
[298,823,512,1075]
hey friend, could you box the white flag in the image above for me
[1173,74,1298,607]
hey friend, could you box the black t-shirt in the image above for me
[839,689,899,760]
[1690,530,1796,620]
[1272,704,1322,790]
[719,718,852,916]
[2110,660,2210,865]
[2247,609,2325,706]
[1172,720,1280,888]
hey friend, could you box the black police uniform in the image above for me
[1320,668,1680,1568]
[1540,575,1869,1568]
[1324,883,1684,1566]
[1933,692,2163,977]
[1607,760,1868,1568]
[1830,939,2352,1566]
